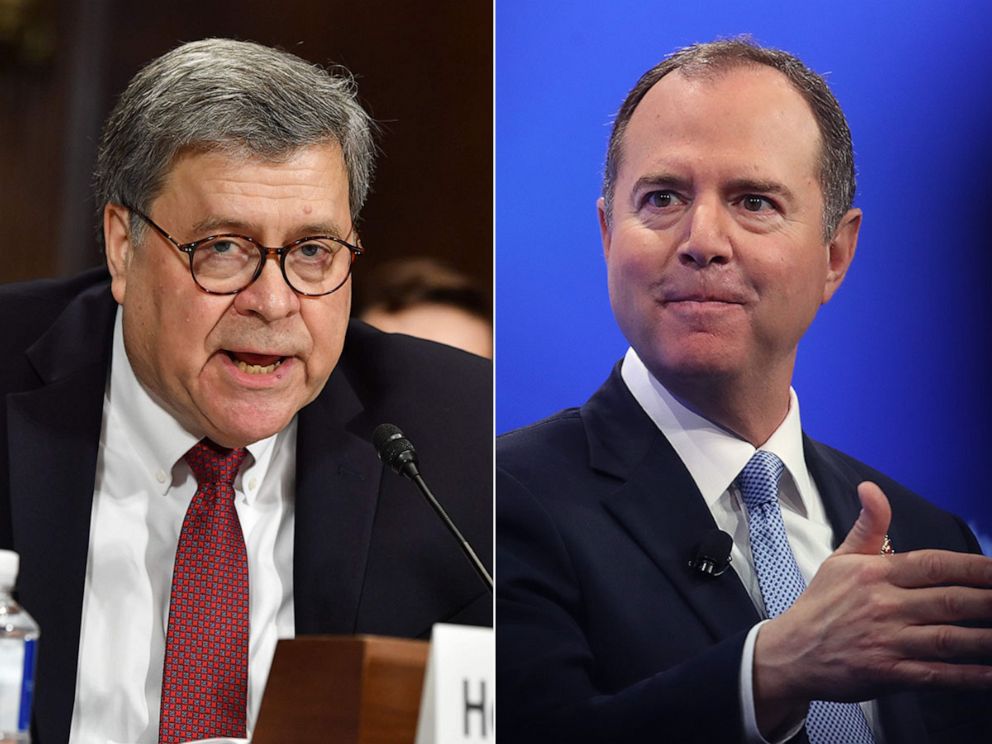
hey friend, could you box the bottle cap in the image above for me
[0,550,19,588]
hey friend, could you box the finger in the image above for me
[896,625,992,661]
[899,586,992,625]
[835,481,892,556]
[887,659,992,690]
[888,550,992,589]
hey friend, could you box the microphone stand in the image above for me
[373,423,493,593]
[411,474,493,591]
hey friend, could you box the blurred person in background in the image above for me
[355,257,492,359]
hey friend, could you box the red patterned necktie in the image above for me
[159,440,249,744]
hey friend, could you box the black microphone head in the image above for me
[372,423,403,452]
[691,528,733,577]
[372,423,420,478]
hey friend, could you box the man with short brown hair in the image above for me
[498,38,991,743]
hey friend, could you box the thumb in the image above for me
[834,481,892,556]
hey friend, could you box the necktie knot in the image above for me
[184,439,248,488]
[737,450,785,511]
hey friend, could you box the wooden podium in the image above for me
[252,635,430,744]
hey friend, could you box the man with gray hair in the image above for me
[497,38,991,742]
[0,39,491,742]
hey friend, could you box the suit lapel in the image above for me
[586,368,760,641]
[804,435,916,559]
[293,354,383,635]
[4,284,386,736]
[802,436,863,548]
[6,280,115,744]
[804,436,933,742]
[875,692,931,744]
[593,394,932,740]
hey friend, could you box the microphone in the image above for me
[689,529,733,577]
[372,423,493,592]
[373,424,421,478]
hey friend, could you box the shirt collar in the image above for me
[108,308,276,501]
[620,347,815,515]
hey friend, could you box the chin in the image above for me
[622,315,740,372]
[659,359,737,383]
[642,343,744,387]
[204,401,299,449]
[209,426,282,450]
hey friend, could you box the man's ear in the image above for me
[597,197,612,261]
[822,207,862,304]
[104,203,133,305]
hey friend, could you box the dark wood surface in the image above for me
[253,635,429,744]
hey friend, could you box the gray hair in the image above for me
[602,37,856,241]
[94,38,376,245]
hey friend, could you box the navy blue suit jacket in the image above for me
[0,268,493,743]
[497,366,990,743]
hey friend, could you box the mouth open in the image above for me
[225,350,286,375]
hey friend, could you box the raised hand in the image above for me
[753,482,992,735]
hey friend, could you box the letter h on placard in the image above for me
[463,678,490,738]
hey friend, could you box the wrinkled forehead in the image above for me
[156,141,348,195]
[147,143,354,240]
[146,137,346,209]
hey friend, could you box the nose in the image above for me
[677,200,733,268]
[231,254,300,321]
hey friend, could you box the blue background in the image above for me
[496,1,992,550]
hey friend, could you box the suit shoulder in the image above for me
[498,408,584,450]
[0,266,109,310]
[809,438,977,550]
[497,408,588,482]
[0,267,110,355]
[811,439,922,501]
[337,321,492,450]
[340,320,490,395]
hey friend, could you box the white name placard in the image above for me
[415,623,494,743]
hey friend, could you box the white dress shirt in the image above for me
[69,310,296,744]
[620,348,883,743]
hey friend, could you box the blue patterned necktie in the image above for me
[737,450,874,744]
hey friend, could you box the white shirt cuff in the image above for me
[740,620,806,744]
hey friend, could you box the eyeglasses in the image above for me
[123,204,363,296]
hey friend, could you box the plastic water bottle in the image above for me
[0,551,38,743]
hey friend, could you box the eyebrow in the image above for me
[723,178,796,203]
[631,173,693,195]
[190,215,349,239]
[630,173,797,204]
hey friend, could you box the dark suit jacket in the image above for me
[0,267,493,743]
[497,366,990,743]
